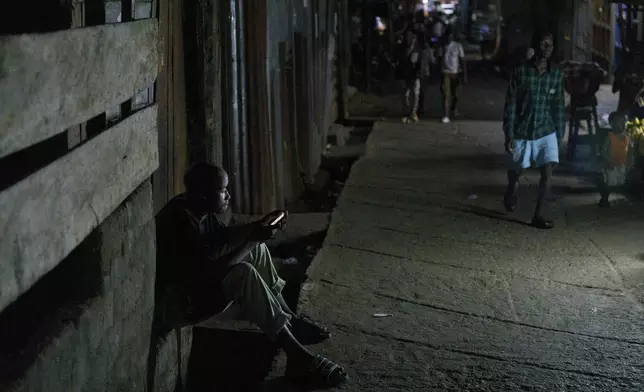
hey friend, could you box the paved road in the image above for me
[290,120,644,391]
[347,75,508,121]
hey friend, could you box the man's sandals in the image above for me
[504,193,554,229]
[287,315,348,387]
[286,355,349,388]
[290,314,331,345]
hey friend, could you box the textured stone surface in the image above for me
[3,180,190,392]
[286,120,644,391]
[0,105,159,314]
[0,19,159,158]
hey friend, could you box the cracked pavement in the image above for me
[295,120,644,391]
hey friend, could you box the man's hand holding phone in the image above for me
[251,210,288,242]
[261,210,287,229]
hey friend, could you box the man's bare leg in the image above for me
[276,293,296,317]
[532,163,554,229]
[504,169,521,212]
[246,243,330,344]
[276,325,315,362]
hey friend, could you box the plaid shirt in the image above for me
[503,59,566,141]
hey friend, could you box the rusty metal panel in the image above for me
[280,0,303,202]
[292,0,314,180]
[236,0,339,210]
[268,0,284,207]
[237,0,251,212]
[244,0,277,213]
[221,0,243,210]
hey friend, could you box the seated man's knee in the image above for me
[249,242,270,261]
[258,242,270,253]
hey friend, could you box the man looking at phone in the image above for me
[156,162,348,387]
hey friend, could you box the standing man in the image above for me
[503,31,565,229]
[441,32,466,123]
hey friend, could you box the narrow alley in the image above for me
[5,0,644,391]
[287,118,644,391]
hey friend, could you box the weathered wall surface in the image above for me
[3,180,191,392]
[329,38,340,129]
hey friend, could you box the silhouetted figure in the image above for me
[562,61,605,160]
[401,11,428,123]
[440,32,466,123]
[598,112,631,207]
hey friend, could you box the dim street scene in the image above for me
[2,0,644,391]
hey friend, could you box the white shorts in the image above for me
[508,133,559,171]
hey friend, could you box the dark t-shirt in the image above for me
[155,194,232,324]
[403,25,425,80]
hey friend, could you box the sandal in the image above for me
[531,216,554,230]
[290,314,331,345]
[286,355,349,387]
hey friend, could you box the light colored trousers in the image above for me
[198,243,291,341]
[404,78,421,114]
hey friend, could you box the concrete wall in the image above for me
[2,180,191,392]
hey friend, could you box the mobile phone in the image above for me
[269,212,286,226]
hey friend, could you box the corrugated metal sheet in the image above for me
[228,0,338,214]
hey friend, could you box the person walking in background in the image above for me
[598,112,631,207]
[441,32,466,124]
[401,12,426,124]
[502,30,565,229]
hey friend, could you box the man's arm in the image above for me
[206,221,260,261]
[552,71,566,142]
[503,67,519,142]
[190,241,259,282]
[208,241,258,267]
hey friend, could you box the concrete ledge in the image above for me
[327,124,350,147]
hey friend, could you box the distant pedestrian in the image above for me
[598,112,631,207]
[401,12,426,124]
[502,30,565,229]
[441,32,466,123]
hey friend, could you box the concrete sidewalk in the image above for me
[298,120,644,391]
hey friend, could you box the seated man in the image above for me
[155,162,348,387]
